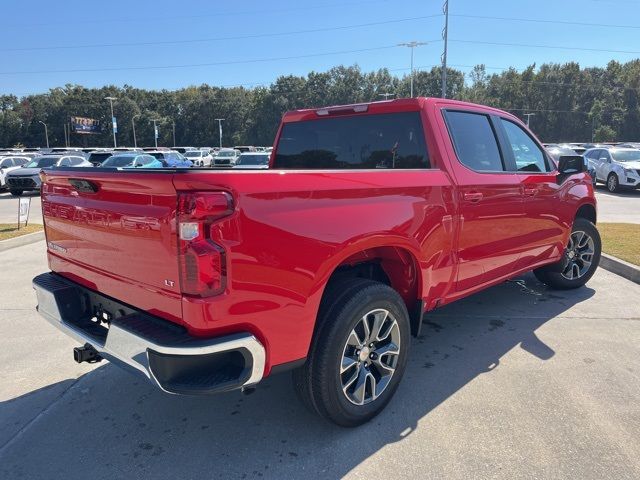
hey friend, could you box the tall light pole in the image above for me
[172,120,176,147]
[152,119,160,148]
[132,115,140,148]
[524,113,535,127]
[398,41,427,98]
[215,118,224,148]
[441,0,449,98]
[104,96,117,148]
[38,121,49,148]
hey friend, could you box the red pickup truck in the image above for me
[33,97,600,426]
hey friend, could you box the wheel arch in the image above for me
[312,239,425,338]
[575,202,597,225]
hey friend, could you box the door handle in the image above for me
[524,187,538,196]
[463,192,483,203]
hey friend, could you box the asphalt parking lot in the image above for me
[1,184,639,226]
[1,241,639,479]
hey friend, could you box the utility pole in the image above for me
[132,115,140,148]
[63,123,68,147]
[215,118,225,148]
[38,121,49,148]
[441,0,449,98]
[398,41,427,98]
[172,120,176,147]
[152,119,160,148]
[378,93,395,100]
[523,113,535,127]
[104,96,117,148]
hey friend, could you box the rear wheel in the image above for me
[607,173,620,193]
[534,218,601,289]
[292,278,411,427]
[9,189,23,196]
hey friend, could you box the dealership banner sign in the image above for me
[70,116,101,134]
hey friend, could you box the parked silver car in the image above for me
[234,152,270,169]
[584,147,640,192]
[6,154,92,196]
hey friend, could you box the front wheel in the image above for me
[534,218,601,289]
[607,173,620,193]
[292,278,411,427]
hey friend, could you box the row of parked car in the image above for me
[0,145,273,196]
[543,142,640,193]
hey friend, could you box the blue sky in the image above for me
[1,0,639,96]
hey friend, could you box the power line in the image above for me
[0,0,397,29]
[450,14,640,30]
[450,39,640,55]
[0,44,423,76]
[0,15,443,53]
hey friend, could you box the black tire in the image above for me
[607,173,620,193]
[9,189,23,196]
[534,218,601,289]
[292,277,411,427]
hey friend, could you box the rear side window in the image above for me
[444,111,504,172]
[500,119,550,172]
[274,112,430,169]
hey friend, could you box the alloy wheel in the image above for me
[561,230,595,280]
[340,308,401,405]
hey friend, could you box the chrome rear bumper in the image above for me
[33,272,265,395]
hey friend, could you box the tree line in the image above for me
[1,59,639,148]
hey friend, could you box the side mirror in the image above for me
[557,155,585,175]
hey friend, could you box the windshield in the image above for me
[89,153,113,163]
[217,151,236,157]
[611,150,640,162]
[184,151,202,157]
[237,154,269,166]
[102,156,135,167]
[25,157,59,168]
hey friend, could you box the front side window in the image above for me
[500,119,550,173]
[444,111,504,172]
[274,112,430,169]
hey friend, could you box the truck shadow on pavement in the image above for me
[0,273,595,479]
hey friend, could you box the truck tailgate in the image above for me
[42,170,184,323]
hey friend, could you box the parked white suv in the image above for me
[0,156,30,190]
[184,149,213,167]
[584,147,640,192]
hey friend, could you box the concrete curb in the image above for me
[599,252,640,285]
[0,230,44,252]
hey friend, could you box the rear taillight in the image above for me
[177,191,234,297]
